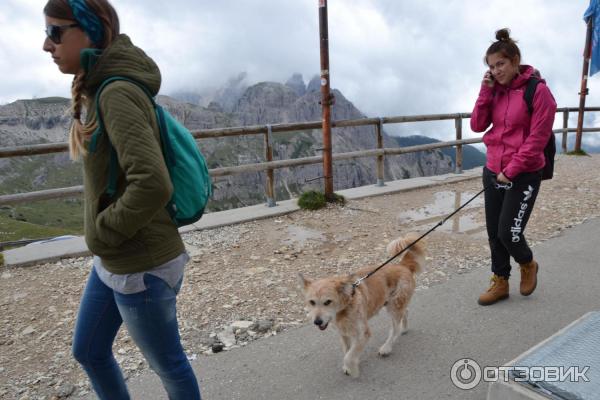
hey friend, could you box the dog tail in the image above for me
[386,233,426,274]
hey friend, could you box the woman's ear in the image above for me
[512,55,521,68]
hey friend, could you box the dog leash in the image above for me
[351,181,504,291]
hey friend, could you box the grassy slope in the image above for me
[0,199,83,243]
[0,215,74,242]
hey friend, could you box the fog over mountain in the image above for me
[0,74,487,209]
[2,1,595,143]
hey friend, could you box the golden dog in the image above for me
[298,233,425,377]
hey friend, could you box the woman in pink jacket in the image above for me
[471,28,556,306]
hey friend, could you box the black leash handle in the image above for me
[352,182,495,289]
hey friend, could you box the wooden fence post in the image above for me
[455,117,463,174]
[264,124,276,207]
[376,118,385,186]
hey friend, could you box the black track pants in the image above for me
[482,167,542,278]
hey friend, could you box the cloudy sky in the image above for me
[1,0,598,143]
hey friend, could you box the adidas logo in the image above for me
[511,186,535,243]
[523,185,534,201]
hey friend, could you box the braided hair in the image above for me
[44,0,119,160]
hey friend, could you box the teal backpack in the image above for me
[89,76,212,227]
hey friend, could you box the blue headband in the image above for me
[68,0,104,46]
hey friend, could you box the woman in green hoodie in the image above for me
[43,1,201,398]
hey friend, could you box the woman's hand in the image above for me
[483,70,495,88]
[496,172,511,184]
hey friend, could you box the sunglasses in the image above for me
[45,23,80,44]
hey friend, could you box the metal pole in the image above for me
[575,19,593,153]
[319,0,334,199]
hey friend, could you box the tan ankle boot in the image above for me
[520,260,538,296]
[478,275,509,306]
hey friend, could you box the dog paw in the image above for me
[343,365,360,378]
[378,345,392,357]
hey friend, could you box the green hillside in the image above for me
[0,199,84,243]
[393,135,486,169]
[0,214,75,243]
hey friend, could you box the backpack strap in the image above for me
[522,75,555,180]
[155,105,176,167]
[523,77,541,115]
[89,77,157,150]
[89,76,160,198]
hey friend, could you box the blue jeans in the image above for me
[72,268,201,399]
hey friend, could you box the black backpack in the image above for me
[523,77,555,180]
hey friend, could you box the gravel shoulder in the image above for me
[1,155,599,399]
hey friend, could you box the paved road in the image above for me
[115,217,600,400]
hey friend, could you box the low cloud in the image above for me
[1,0,597,140]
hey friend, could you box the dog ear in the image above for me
[297,273,312,290]
[337,281,355,298]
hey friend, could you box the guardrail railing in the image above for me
[0,107,598,207]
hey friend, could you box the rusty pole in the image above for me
[319,0,334,199]
[575,19,593,153]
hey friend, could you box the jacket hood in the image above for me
[81,34,161,96]
[507,65,545,89]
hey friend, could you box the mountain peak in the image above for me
[307,75,321,93]
[285,73,306,97]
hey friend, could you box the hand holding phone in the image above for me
[483,70,495,88]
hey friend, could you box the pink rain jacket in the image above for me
[470,65,557,180]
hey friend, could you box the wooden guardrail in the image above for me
[0,107,598,206]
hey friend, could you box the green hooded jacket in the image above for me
[81,34,184,273]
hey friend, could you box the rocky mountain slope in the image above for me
[0,74,466,210]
